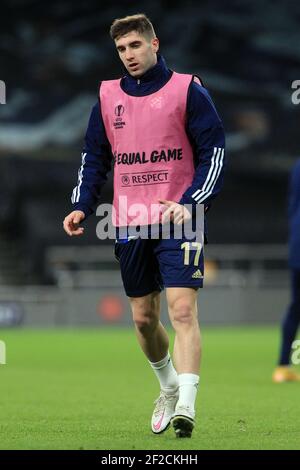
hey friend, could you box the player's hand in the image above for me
[63,210,85,236]
[159,199,192,225]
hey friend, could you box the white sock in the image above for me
[149,352,178,393]
[176,373,199,413]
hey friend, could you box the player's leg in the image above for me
[273,269,300,382]
[130,291,167,363]
[154,234,204,437]
[166,287,200,437]
[129,292,179,433]
[166,287,200,374]
[115,238,178,432]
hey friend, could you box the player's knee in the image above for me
[170,302,195,326]
[133,308,158,333]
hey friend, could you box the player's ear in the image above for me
[152,37,159,53]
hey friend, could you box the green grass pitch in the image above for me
[0,327,299,450]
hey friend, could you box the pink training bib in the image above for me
[100,72,196,226]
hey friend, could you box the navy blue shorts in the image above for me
[114,235,204,297]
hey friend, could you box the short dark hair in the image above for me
[110,13,156,41]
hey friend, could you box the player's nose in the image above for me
[125,48,134,61]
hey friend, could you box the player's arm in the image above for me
[63,101,112,237]
[178,81,226,212]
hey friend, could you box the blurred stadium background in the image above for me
[0,0,299,328]
[1,0,300,452]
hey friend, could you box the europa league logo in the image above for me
[115,104,125,117]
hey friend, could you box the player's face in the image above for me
[115,31,159,78]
